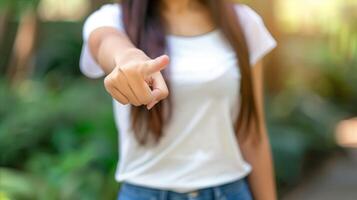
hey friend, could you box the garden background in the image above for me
[0,0,357,199]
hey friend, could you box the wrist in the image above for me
[114,48,149,67]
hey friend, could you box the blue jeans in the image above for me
[118,178,253,200]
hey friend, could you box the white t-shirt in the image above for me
[80,3,277,192]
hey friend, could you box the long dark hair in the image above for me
[121,0,261,145]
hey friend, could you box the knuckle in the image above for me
[105,73,121,86]
[142,97,153,105]
[119,99,129,105]
[104,79,114,93]
[132,102,141,107]
[122,64,141,76]
[161,89,169,98]
[104,76,112,86]
[109,67,120,77]
[119,63,135,72]
[118,65,129,74]
[127,98,139,106]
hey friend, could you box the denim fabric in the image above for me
[118,178,253,200]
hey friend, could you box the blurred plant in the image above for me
[0,0,41,82]
[0,79,119,200]
[266,89,345,190]
[33,21,83,78]
[265,2,357,192]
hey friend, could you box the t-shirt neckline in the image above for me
[166,29,220,40]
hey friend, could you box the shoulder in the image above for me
[232,4,277,65]
[80,3,124,78]
[90,3,122,16]
[85,3,122,22]
[83,3,124,40]
[233,4,264,26]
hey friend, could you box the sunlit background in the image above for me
[0,0,356,199]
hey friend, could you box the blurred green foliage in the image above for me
[0,0,40,17]
[0,78,119,200]
[267,25,357,188]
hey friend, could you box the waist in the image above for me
[120,177,249,199]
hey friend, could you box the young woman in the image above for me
[80,0,277,199]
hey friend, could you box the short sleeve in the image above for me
[235,4,277,66]
[79,4,124,78]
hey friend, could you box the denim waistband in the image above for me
[120,178,249,200]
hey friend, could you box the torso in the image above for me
[114,18,250,193]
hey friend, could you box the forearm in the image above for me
[241,134,277,200]
[88,27,144,74]
[239,61,277,199]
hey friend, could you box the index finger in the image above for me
[142,55,170,76]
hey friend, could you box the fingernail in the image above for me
[147,103,154,110]
[147,100,158,110]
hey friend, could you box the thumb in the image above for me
[142,55,170,76]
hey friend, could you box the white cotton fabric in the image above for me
[80,3,277,192]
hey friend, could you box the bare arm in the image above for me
[89,27,138,73]
[239,61,277,200]
[88,27,169,109]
